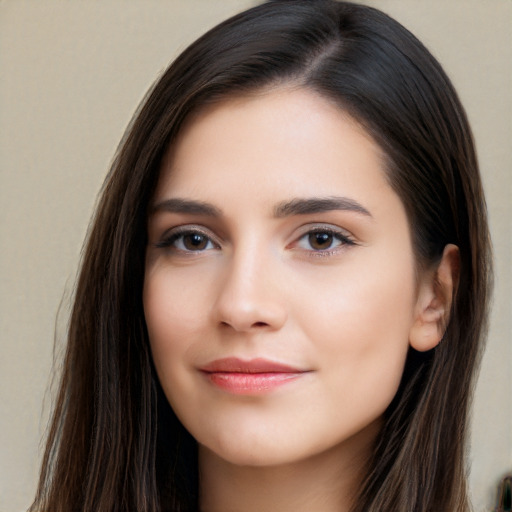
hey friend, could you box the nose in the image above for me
[212,246,287,333]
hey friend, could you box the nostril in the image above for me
[220,321,268,327]
[214,291,287,332]
[219,320,270,330]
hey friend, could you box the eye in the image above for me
[176,232,215,251]
[155,227,219,253]
[305,232,339,251]
[294,227,355,253]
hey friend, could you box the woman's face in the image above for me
[144,88,421,468]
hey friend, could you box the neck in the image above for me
[198,424,377,512]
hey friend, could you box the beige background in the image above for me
[1,1,510,511]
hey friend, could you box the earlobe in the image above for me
[409,244,460,352]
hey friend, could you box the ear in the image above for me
[409,244,460,352]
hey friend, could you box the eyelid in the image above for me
[154,224,221,251]
[288,223,357,255]
[293,222,355,241]
[152,222,356,254]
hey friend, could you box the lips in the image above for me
[200,357,307,394]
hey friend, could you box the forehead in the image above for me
[155,87,399,221]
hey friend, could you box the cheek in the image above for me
[143,270,200,388]
[296,254,416,414]
[144,260,214,338]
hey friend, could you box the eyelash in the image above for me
[293,227,355,257]
[155,225,355,256]
[155,226,220,252]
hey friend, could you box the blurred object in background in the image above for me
[495,474,512,512]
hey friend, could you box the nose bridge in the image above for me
[213,236,286,332]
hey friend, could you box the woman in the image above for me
[30,1,492,511]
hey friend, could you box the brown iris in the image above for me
[183,233,209,251]
[308,232,334,250]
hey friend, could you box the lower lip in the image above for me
[202,372,303,394]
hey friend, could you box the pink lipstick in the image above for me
[200,357,307,394]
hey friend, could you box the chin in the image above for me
[194,423,314,468]
[201,439,307,468]
[196,417,381,471]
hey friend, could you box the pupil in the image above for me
[309,232,332,250]
[185,234,207,250]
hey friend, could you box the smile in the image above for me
[200,357,308,395]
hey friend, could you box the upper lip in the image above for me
[200,357,305,374]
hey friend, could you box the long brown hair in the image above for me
[31,1,492,511]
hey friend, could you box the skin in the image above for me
[144,87,453,511]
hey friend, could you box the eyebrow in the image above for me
[274,196,372,218]
[150,196,372,218]
[150,198,222,217]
